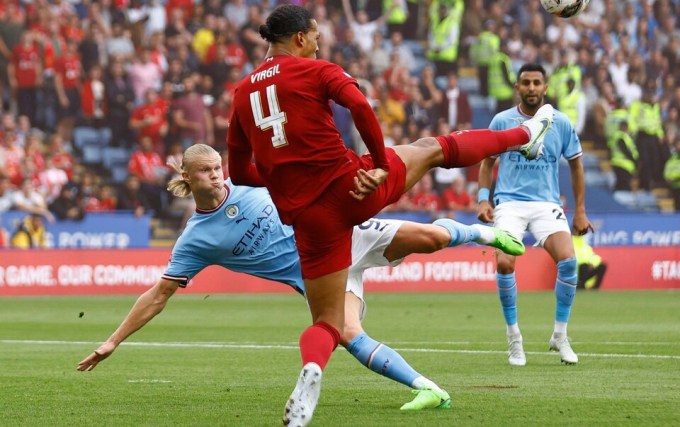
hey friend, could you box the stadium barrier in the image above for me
[0,211,152,248]
[0,246,678,296]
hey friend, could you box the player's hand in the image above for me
[572,212,594,236]
[350,168,388,200]
[77,341,117,371]
[477,200,494,223]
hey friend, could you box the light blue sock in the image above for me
[433,218,481,247]
[497,273,518,326]
[555,258,578,323]
[346,332,420,388]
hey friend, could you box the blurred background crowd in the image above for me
[1,0,680,248]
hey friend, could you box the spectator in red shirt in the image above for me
[74,64,112,155]
[128,135,167,213]
[441,175,474,215]
[54,39,82,143]
[130,88,169,155]
[411,172,442,213]
[8,31,42,126]
[47,133,76,180]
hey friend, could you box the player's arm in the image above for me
[568,156,594,235]
[334,83,390,198]
[227,110,266,187]
[477,157,496,223]
[76,278,179,371]
[341,0,355,24]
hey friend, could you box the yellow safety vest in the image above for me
[384,0,408,24]
[604,108,628,142]
[573,235,603,268]
[488,52,515,101]
[628,101,664,138]
[664,154,680,189]
[608,130,638,174]
[558,89,583,128]
[547,64,581,100]
[470,31,500,66]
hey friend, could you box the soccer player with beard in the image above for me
[226,5,553,424]
[477,63,594,367]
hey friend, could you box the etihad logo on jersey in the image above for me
[233,204,276,256]
[225,204,239,219]
[250,65,280,83]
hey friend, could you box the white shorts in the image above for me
[494,201,570,247]
[348,218,404,320]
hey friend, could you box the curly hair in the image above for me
[259,4,313,44]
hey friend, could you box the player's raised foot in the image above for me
[400,388,452,411]
[507,333,527,366]
[489,228,525,256]
[283,362,322,427]
[549,334,579,365]
[519,104,554,160]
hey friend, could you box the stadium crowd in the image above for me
[1,0,680,248]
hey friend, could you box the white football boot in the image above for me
[507,333,527,366]
[519,103,554,160]
[283,362,322,427]
[549,333,579,365]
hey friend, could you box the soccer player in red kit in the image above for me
[227,5,553,425]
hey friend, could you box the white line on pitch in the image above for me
[1,339,679,360]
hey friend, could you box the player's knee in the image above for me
[425,225,450,252]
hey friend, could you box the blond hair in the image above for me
[167,144,221,198]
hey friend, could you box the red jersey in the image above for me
[43,36,66,75]
[128,150,164,182]
[12,44,40,88]
[56,53,81,89]
[412,192,442,211]
[228,55,388,223]
[130,100,169,145]
[441,188,472,210]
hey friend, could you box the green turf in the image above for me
[1,291,679,426]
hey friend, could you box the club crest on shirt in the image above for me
[225,204,239,219]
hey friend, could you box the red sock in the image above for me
[299,321,340,370]
[436,127,529,168]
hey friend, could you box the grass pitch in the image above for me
[1,291,679,426]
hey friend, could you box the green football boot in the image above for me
[399,388,452,411]
[489,228,525,256]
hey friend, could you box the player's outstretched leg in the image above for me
[346,332,451,411]
[283,362,323,427]
[433,218,525,256]
[519,104,554,160]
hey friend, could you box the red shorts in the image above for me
[293,148,406,279]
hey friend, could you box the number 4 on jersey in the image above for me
[250,85,288,147]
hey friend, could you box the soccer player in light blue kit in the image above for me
[78,144,525,411]
[477,63,594,366]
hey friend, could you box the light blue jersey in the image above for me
[489,106,582,205]
[162,179,304,294]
